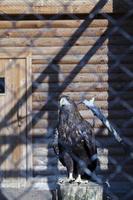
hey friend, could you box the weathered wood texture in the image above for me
[0,0,131,14]
[0,56,31,187]
[58,182,103,200]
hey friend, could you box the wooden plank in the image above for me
[1,20,133,29]
[2,26,133,38]
[32,91,110,101]
[0,27,109,38]
[32,91,133,101]
[0,46,132,56]
[32,157,58,166]
[32,64,110,74]
[32,63,133,74]
[0,36,132,47]
[0,0,130,14]
[32,81,132,93]
[33,73,132,83]
[32,100,133,111]
[0,20,109,29]
[32,54,133,64]
[0,1,113,14]
[32,82,109,92]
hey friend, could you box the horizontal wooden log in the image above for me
[2,45,132,56]
[33,73,131,83]
[32,64,110,74]
[32,54,133,64]
[33,147,55,157]
[32,91,109,101]
[32,91,133,101]
[0,27,112,38]
[0,36,132,47]
[33,166,61,176]
[32,82,109,92]
[1,46,132,55]
[32,102,132,112]
[0,3,112,15]
[0,20,133,29]
[0,0,131,14]
[32,63,133,74]
[0,20,109,29]
[33,156,57,166]
[0,26,133,38]
[32,81,132,93]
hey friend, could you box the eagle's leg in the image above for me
[64,152,75,183]
[75,169,88,184]
[68,172,75,183]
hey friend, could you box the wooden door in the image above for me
[0,54,32,187]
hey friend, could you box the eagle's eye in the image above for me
[59,97,70,107]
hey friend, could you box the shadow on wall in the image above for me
[107,1,133,199]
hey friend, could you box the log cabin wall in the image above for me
[0,0,132,199]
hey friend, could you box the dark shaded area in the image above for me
[0,190,7,200]
[106,2,133,199]
[0,78,5,93]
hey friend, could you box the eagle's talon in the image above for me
[68,178,75,183]
[58,178,64,184]
[75,175,88,184]
[68,173,75,183]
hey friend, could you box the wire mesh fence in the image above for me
[0,0,132,199]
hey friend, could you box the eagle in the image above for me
[53,95,97,183]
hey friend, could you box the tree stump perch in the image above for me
[58,181,103,200]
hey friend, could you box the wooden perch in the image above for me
[58,181,103,200]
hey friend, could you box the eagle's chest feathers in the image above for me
[58,112,83,146]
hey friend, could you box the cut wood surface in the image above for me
[58,182,103,200]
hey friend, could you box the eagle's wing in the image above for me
[77,120,97,158]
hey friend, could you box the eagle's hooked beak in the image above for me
[59,97,70,107]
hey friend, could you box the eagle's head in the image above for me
[59,95,79,113]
